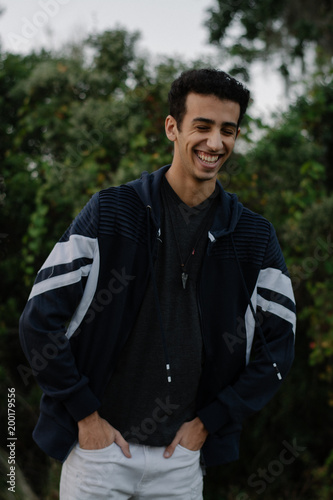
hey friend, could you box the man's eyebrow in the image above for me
[192,117,238,128]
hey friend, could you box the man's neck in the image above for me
[165,168,216,207]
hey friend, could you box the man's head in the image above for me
[168,68,250,130]
[164,70,250,196]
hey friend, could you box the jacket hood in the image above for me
[127,164,244,236]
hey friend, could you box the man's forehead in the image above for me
[184,92,241,123]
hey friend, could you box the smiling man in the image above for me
[19,69,296,499]
[165,92,240,205]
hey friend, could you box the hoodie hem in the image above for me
[33,412,77,463]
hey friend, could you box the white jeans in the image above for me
[59,442,203,500]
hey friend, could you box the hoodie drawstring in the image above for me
[231,234,282,381]
[146,206,172,383]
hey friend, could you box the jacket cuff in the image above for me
[197,399,230,434]
[63,385,101,422]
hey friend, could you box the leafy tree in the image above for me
[205,0,333,81]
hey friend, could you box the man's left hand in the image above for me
[163,417,208,458]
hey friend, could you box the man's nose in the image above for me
[207,130,223,151]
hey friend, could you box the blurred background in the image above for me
[0,0,332,498]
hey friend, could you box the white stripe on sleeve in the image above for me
[257,267,295,302]
[39,234,97,271]
[257,294,296,335]
[66,240,100,339]
[28,264,92,300]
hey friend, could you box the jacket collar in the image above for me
[128,165,243,238]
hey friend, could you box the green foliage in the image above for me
[205,0,333,80]
[86,29,141,89]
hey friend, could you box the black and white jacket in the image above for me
[19,165,296,466]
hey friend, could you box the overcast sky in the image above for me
[0,0,285,118]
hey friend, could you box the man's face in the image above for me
[165,92,240,185]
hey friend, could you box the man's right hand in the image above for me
[78,411,131,458]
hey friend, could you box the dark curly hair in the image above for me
[168,68,250,130]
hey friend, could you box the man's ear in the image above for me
[165,115,178,142]
[236,127,241,140]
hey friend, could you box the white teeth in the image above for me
[197,152,219,163]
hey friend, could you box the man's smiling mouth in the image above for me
[195,150,223,165]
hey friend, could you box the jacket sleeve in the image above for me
[197,223,296,434]
[19,192,101,422]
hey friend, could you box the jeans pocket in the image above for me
[76,441,116,453]
[74,441,118,464]
[177,444,200,455]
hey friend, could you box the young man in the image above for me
[19,69,296,499]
